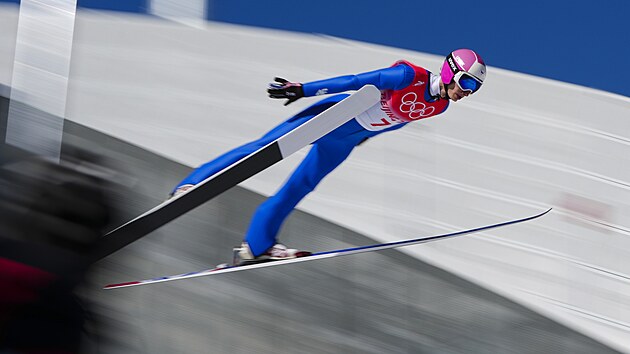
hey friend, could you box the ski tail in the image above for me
[103,208,551,290]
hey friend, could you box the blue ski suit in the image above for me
[175,61,449,256]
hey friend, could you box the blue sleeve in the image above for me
[302,63,414,97]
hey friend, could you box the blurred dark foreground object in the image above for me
[0,147,115,353]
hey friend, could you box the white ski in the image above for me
[104,208,551,290]
[93,85,381,261]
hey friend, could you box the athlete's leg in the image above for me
[244,120,370,256]
[172,95,348,193]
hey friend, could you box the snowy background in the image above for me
[0,1,629,353]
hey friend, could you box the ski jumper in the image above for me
[175,61,449,256]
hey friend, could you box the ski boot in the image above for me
[168,183,194,199]
[232,242,311,266]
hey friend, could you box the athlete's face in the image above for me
[443,81,472,102]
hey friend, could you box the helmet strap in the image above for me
[439,80,450,101]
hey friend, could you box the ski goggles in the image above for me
[454,71,483,93]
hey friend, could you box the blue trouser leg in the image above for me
[244,119,372,256]
[172,95,348,194]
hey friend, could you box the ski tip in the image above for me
[103,281,142,290]
[519,207,552,223]
[361,84,380,95]
[513,207,552,224]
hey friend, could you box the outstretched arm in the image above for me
[267,63,414,105]
[303,64,414,96]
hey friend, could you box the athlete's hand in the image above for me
[267,77,304,106]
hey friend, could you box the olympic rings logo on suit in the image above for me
[399,92,435,120]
